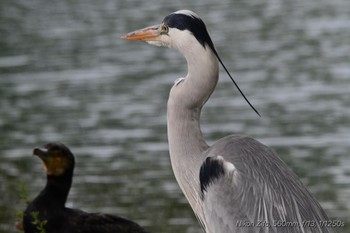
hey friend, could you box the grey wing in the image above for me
[199,135,335,233]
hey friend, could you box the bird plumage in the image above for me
[200,135,333,233]
[122,10,335,233]
[23,142,148,233]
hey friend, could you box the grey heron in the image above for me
[122,10,335,233]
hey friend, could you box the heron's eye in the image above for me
[160,24,169,34]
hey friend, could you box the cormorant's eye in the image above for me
[50,149,63,158]
[160,24,169,34]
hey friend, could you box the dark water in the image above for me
[1,0,349,232]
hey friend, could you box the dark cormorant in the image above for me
[23,142,148,233]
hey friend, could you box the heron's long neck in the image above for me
[167,45,219,214]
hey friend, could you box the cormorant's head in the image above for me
[122,10,216,54]
[33,142,75,176]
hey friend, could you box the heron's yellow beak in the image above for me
[121,25,161,42]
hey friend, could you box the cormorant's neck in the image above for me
[37,172,73,207]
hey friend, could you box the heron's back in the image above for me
[200,135,334,233]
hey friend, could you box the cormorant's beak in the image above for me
[121,25,160,42]
[33,147,49,161]
[33,147,52,174]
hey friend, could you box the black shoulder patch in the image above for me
[199,156,225,200]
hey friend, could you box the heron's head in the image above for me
[122,10,261,117]
[33,142,75,176]
[122,10,216,54]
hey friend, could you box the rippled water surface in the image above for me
[1,0,350,232]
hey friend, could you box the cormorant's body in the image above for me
[23,143,148,233]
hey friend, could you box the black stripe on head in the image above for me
[199,156,225,200]
[163,11,216,52]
